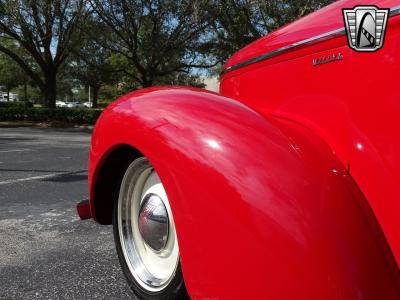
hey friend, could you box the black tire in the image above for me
[112,157,189,300]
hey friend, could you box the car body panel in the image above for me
[89,87,400,299]
[224,0,400,70]
[221,2,400,266]
[86,0,400,298]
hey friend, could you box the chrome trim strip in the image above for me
[223,28,345,74]
[390,5,400,16]
[222,5,400,74]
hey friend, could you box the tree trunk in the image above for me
[142,81,152,88]
[43,72,57,108]
[92,86,99,108]
[141,73,154,88]
[44,85,57,108]
[24,82,28,102]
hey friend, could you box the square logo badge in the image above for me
[343,6,389,52]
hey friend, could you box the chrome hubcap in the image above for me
[138,194,169,251]
[117,158,179,292]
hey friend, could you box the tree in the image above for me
[69,54,116,108]
[69,19,118,108]
[0,39,26,101]
[207,0,335,64]
[0,0,87,107]
[0,54,22,101]
[89,0,216,88]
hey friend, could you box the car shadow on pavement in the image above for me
[41,173,87,183]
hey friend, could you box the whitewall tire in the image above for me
[113,157,188,299]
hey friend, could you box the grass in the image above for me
[0,121,37,128]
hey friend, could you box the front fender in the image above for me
[89,87,399,299]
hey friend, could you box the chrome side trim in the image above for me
[390,5,400,16]
[222,5,400,75]
[223,28,345,74]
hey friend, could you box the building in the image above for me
[0,92,18,102]
[203,77,220,92]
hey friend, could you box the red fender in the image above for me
[89,87,400,299]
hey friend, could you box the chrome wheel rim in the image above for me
[117,158,179,292]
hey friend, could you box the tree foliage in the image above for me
[0,0,87,107]
[69,18,119,107]
[207,0,335,63]
[0,0,334,106]
[0,39,27,99]
[89,0,216,87]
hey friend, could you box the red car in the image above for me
[77,0,400,299]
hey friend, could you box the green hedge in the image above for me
[0,107,103,124]
[0,101,34,108]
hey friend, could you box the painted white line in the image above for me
[0,149,32,153]
[0,173,60,185]
[0,171,85,185]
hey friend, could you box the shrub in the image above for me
[0,107,103,124]
[0,101,34,108]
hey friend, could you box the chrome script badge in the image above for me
[312,52,343,66]
[343,6,389,52]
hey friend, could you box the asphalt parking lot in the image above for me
[0,127,136,299]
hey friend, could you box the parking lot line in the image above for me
[0,149,32,153]
[0,170,86,185]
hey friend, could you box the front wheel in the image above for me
[113,157,188,299]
